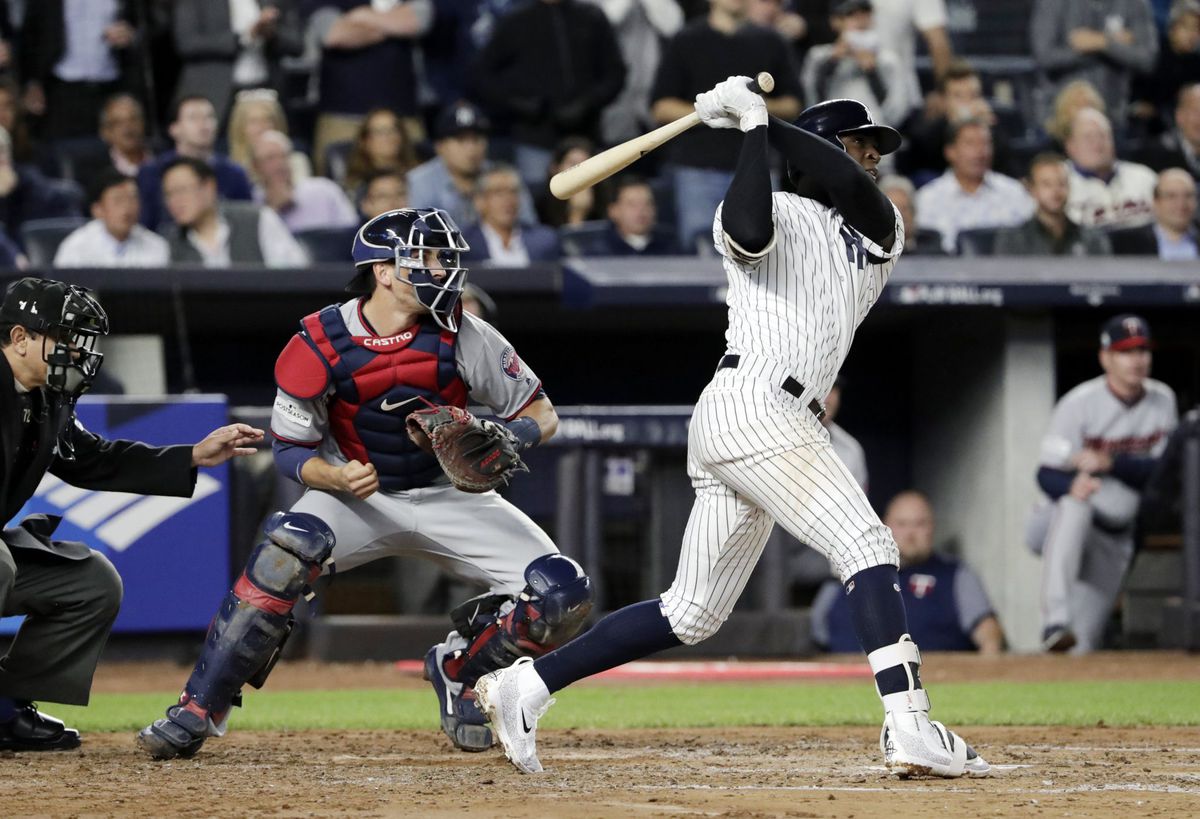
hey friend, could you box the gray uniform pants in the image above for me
[0,542,124,705]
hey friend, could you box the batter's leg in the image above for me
[1069,530,1135,653]
[1039,496,1094,650]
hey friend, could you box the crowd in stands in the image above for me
[0,0,1194,270]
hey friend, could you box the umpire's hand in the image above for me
[192,423,265,467]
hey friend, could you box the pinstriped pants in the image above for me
[660,370,898,645]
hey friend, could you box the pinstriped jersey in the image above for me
[712,192,904,399]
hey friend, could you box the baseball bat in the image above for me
[548,72,775,201]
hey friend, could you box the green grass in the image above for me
[51,681,1200,733]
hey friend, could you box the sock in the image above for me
[0,697,25,723]
[533,599,682,694]
[845,565,922,697]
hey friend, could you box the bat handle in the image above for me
[748,71,775,96]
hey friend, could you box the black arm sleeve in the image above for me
[766,115,896,249]
[720,125,773,256]
[1037,466,1075,500]
[1111,453,1157,489]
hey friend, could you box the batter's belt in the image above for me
[717,354,826,420]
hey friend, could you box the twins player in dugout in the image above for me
[1029,315,1177,654]
[0,277,263,752]
[475,82,989,778]
[137,208,593,760]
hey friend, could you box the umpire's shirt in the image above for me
[0,352,197,705]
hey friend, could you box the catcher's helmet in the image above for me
[347,208,471,332]
[794,99,901,156]
[0,277,108,399]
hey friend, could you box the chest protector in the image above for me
[300,304,468,491]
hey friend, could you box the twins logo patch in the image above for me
[500,346,524,381]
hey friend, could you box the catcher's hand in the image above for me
[405,404,528,493]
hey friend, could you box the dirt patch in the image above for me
[5,726,1199,818]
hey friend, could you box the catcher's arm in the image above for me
[299,456,379,499]
[507,395,558,448]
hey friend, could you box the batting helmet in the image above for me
[347,208,471,332]
[794,99,901,156]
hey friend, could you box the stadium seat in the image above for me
[559,220,609,257]
[20,217,87,267]
[956,227,1000,257]
[294,226,357,263]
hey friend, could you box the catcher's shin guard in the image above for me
[137,513,334,759]
[443,554,592,687]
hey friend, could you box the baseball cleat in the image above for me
[423,642,493,752]
[474,657,554,774]
[880,710,990,778]
[136,705,207,761]
[1041,625,1077,653]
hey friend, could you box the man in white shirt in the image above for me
[55,168,170,268]
[1065,107,1157,230]
[915,119,1034,253]
[460,166,560,266]
[160,156,307,268]
[871,0,954,123]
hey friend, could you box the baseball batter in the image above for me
[476,83,989,779]
[136,208,593,760]
[1028,315,1176,653]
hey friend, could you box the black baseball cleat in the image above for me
[0,703,82,752]
[424,643,494,752]
[136,705,208,760]
[1042,625,1077,653]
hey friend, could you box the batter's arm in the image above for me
[721,124,774,258]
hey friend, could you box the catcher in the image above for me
[137,208,592,759]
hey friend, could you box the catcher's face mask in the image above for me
[355,209,471,332]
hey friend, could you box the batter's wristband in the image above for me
[505,416,542,449]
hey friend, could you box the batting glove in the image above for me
[695,90,739,130]
[710,76,768,132]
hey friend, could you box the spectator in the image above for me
[812,490,1005,654]
[994,153,1113,256]
[71,93,154,184]
[900,59,1017,180]
[1044,78,1107,148]
[879,174,944,255]
[0,126,80,244]
[137,95,255,229]
[572,176,680,256]
[747,0,815,59]
[1130,0,1200,134]
[308,0,432,175]
[1110,167,1198,257]
[1137,83,1200,181]
[473,0,626,189]
[584,0,685,146]
[1064,107,1157,229]
[0,79,36,167]
[1027,315,1177,653]
[356,168,408,220]
[252,130,359,233]
[651,0,802,249]
[406,102,537,228]
[914,119,1034,253]
[54,167,169,267]
[18,0,139,140]
[536,137,606,228]
[160,156,306,268]
[871,0,954,123]
[227,88,311,184]
[173,1,303,124]
[801,1,910,128]
[461,165,560,266]
[341,107,419,195]
[1031,0,1158,130]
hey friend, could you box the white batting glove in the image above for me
[695,89,739,130]
[709,76,768,132]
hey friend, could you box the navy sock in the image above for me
[845,565,921,697]
[0,696,24,723]
[534,599,682,694]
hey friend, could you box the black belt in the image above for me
[717,355,825,420]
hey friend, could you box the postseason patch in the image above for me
[274,395,313,428]
[500,345,525,382]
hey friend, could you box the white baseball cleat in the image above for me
[474,657,555,774]
[880,709,991,778]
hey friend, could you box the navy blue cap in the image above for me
[1100,314,1153,351]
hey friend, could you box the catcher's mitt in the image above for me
[405,404,528,493]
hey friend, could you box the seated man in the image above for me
[879,175,945,256]
[0,126,80,243]
[357,169,408,221]
[55,168,170,267]
[993,153,1111,256]
[72,93,155,183]
[460,165,559,266]
[160,157,307,268]
[1110,168,1198,259]
[573,177,680,257]
[1135,82,1200,182]
[1027,315,1177,653]
[1065,107,1156,230]
[812,491,1005,654]
[251,130,358,233]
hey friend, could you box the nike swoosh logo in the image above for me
[381,397,419,412]
[521,711,533,734]
[282,521,307,532]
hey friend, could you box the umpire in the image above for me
[0,277,263,751]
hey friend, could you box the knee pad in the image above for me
[181,512,335,720]
[444,554,593,687]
